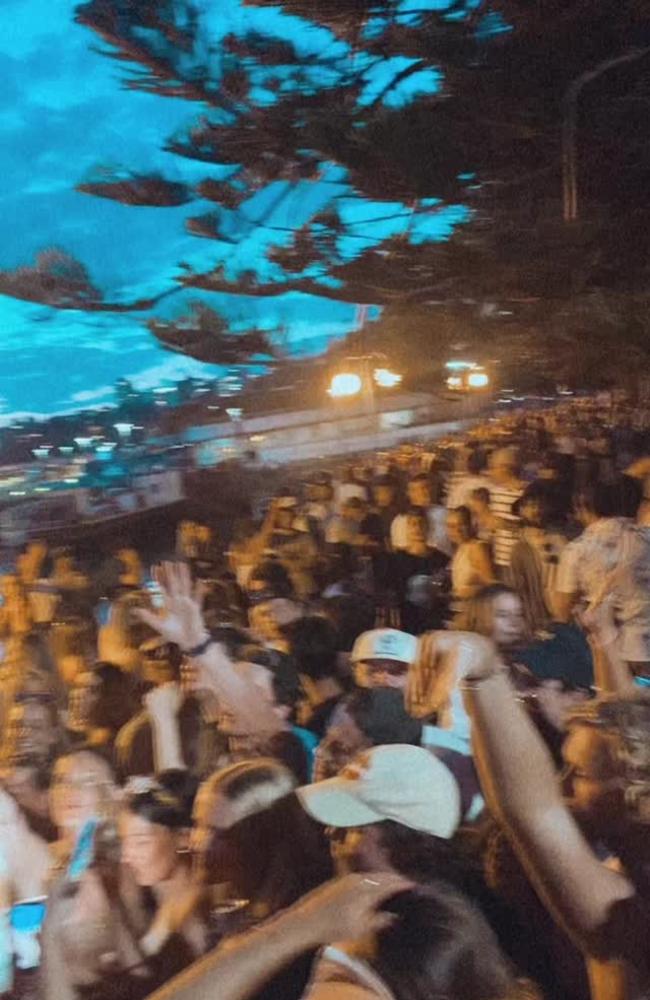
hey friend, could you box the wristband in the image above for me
[183,635,213,657]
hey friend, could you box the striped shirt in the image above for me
[489,481,524,568]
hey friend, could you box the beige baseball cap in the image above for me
[298,744,461,839]
[350,629,418,665]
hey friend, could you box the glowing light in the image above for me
[328,373,363,398]
[74,437,95,449]
[468,371,489,388]
[446,376,463,388]
[31,447,51,459]
[373,368,402,388]
[113,423,133,437]
[445,360,475,371]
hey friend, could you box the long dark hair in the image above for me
[123,770,197,829]
[222,792,333,916]
[372,883,530,1000]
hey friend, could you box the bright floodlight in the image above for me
[467,371,489,388]
[329,372,362,398]
[446,375,463,388]
[374,368,402,388]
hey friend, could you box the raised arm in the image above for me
[145,873,409,1000]
[463,655,634,953]
[137,563,284,738]
[145,683,187,773]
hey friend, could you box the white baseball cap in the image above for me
[298,744,461,839]
[351,629,418,665]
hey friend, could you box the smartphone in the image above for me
[10,898,47,935]
[67,819,98,881]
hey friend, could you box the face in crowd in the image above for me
[490,592,526,649]
[353,658,409,691]
[407,478,431,509]
[119,807,188,889]
[49,750,115,843]
[405,513,428,549]
[3,697,58,765]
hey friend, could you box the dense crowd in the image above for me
[1,395,650,1000]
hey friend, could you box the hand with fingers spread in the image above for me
[287,872,413,946]
[136,562,208,653]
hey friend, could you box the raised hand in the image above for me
[136,562,207,652]
[290,872,413,946]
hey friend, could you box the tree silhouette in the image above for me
[148,302,276,365]
[1,0,649,374]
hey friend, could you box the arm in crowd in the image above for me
[581,597,636,696]
[146,873,409,1000]
[146,683,187,772]
[138,562,285,738]
[462,638,635,954]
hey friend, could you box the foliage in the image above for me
[2,0,650,376]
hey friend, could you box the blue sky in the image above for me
[0,0,470,421]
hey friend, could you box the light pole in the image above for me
[562,47,650,222]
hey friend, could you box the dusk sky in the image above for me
[0,0,471,422]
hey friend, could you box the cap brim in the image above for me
[297,778,382,829]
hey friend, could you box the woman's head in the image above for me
[50,748,116,841]
[68,661,135,737]
[460,585,526,649]
[120,771,196,887]
[191,759,296,880]
[206,793,333,915]
[447,506,474,546]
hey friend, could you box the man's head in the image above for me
[372,477,397,508]
[2,694,60,767]
[407,474,431,509]
[283,615,339,692]
[467,486,491,515]
[273,494,298,531]
[488,447,518,486]
[351,629,417,690]
[404,508,428,549]
[573,475,642,526]
[517,488,547,528]
[298,745,460,877]
[341,496,367,522]
[562,696,650,835]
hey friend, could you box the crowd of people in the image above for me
[0,395,649,1000]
